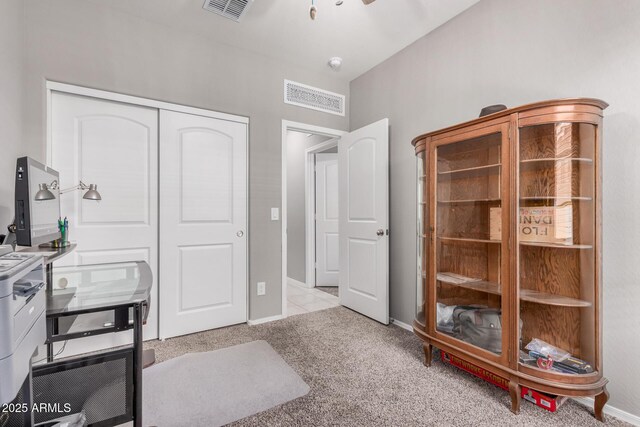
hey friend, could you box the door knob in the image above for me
[236,230,244,237]
[376,229,384,236]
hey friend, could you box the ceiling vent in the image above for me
[202,0,253,22]
[284,80,345,117]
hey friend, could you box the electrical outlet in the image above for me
[257,281,266,296]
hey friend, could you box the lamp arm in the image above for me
[59,184,82,195]
[59,181,91,195]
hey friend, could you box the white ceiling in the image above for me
[90,0,479,81]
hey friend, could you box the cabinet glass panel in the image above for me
[518,122,597,375]
[434,132,503,355]
[416,152,426,324]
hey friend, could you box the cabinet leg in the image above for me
[423,343,433,367]
[509,379,521,415]
[594,386,609,422]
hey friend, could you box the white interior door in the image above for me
[50,92,159,356]
[159,110,247,339]
[315,153,339,286]
[338,118,389,324]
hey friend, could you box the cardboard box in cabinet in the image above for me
[489,206,572,245]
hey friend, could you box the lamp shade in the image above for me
[35,183,56,201]
[82,184,102,201]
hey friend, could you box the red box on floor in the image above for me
[440,351,568,413]
[440,350,510,390]
[520,387,568,412]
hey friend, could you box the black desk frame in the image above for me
[39,301,145,427]
[23,246,147,427]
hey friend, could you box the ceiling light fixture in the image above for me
[328,57,343,71]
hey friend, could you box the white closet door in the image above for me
[50,92,159,353]
[315,153,339,286]
[159,110,247,339]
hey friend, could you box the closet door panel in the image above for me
[159,110,247,339]
[50,92,159,358]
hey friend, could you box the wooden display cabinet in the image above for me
[412,99,609,420]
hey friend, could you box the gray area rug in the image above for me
[142,340,309,426]
[316,286,339,297]
[145,307,630,426]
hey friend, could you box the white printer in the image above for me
[0,246,46,406]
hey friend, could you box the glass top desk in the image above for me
[47,261,152,317]
[33,261,152,427]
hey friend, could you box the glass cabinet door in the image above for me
[432,128,507,356]
[416,150,426,324]
[518,122,598,376]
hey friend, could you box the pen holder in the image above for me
[60,226,67,245]
[54,222,70,248]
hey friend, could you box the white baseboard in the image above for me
[391,318,413,332]
[247,314,285,326]
[287,277,313,289]
[573,397,640,426]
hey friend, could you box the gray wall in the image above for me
[350,0,640,416]
[21,0,349,320]
[0,0,24,230]
[286,131,332,283]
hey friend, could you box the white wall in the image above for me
[0,0,24,230]
[350,0,640,418]
[20,0,349,320]
[286,131,332,283]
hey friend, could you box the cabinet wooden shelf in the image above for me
[437,163,501,179]
[520,157,593,162]
[438,198,501,204]
[520,158,593,170]
[520,289,592,308]
[437,276,501,295]
[437,275,592,307]
[520,241,593,249]
[438,236,501,244]
[412,98,609,421]
[520,196,592,201]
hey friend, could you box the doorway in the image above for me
[281,118,390,323]
[281,121,345,318]
[283,128,341,317]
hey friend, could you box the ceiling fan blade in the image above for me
[362,0,376,4]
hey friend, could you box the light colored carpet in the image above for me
[316,286,339,297]
[142,340,309,427]
[145,307,631,426]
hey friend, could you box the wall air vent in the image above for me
[202,0,253,22]
[284,80,345,117]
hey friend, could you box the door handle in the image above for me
[376,229,384,237]
[236,230,244,237]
